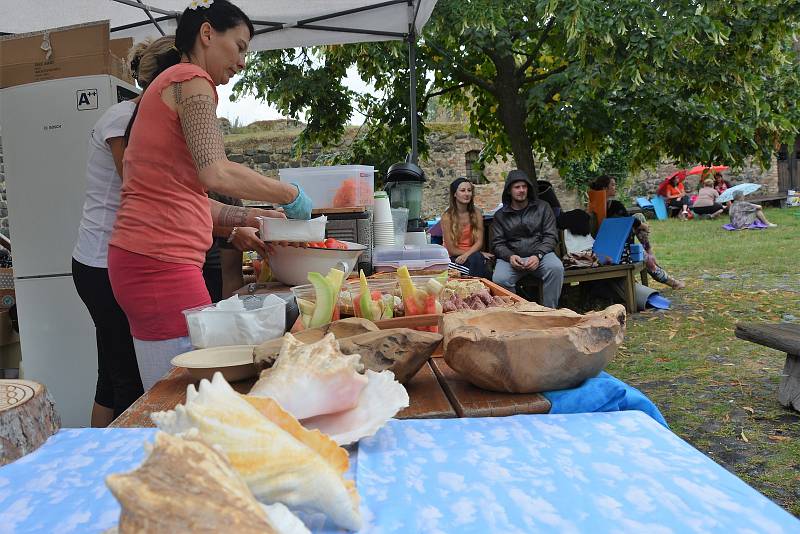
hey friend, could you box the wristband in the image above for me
[226,227,239,244]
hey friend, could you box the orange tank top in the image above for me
[110,63,217,267]
[457,222,474,249]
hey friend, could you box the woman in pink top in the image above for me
[108,0,312,390]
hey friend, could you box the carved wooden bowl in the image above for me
[441,303,626,393]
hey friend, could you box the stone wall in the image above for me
[224,123,780,220]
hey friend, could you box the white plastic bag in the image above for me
[183,294,286,348]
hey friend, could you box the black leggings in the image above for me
[692,204,724,215]
[72,259,143,416]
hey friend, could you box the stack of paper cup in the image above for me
[373,191,395,246]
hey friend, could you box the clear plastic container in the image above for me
[291,283,342,329]
[183,294,286,348]
[344,279,399,320]
[372,244,450,273]
[279,165,375,209]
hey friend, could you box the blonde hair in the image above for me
[703,178,713,187]
[128,36,175,89]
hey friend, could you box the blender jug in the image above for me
[384,162,426,232]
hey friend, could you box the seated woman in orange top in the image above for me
[663,174,691,219]
[440,178,491,278]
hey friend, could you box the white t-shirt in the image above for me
[72,100,136,268]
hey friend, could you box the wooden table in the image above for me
[735,322,800,411]
[111,360,456,428]
[110,357,553,428]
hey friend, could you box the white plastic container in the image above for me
[259,215,327,242]
[372,244,450,273]
[279,165,375,209]
[183,294,286,348]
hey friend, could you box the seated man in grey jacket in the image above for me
[491,169,564,308]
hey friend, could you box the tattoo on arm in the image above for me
[218,205,248,227]
[174,82,226,171]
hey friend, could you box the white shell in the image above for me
[303,369,409,445]
[249,333,368,420]
[151,373,361,531]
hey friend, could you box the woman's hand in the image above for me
[455,253,469,265]
[230,226,266,258]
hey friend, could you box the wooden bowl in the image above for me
[171,345,258,383]
[441,303,626,393]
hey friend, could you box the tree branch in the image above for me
[426,40,496,94]
[421,83,467,110]
[521,63,570,86]
[517,17,557,77]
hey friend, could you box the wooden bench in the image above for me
[516,227,648,314]
[735,322,800,411]
[745,193,788,209]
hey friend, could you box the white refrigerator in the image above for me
[1,74,138,427]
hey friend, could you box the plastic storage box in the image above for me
[372,244,450,273]
[279,165,375,209]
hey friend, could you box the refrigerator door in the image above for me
[1,75,135,278]
[15,276,97,427]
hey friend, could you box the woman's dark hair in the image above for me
[589,174,614,191]
[124,0,254,145]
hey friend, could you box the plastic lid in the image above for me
[374,191,388,199]
[372,244,449,263]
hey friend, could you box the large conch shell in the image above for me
[247,333,410,445]
[249,333,368,419]
[151,373,361,531]
[106,431,309,534]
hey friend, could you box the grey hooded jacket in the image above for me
[491,170,558,261]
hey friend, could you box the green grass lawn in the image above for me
[605,207,800,515]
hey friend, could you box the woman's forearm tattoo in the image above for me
[218,205,248,227]
[174,82,227,171]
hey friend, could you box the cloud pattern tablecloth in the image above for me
[1,412,797,533]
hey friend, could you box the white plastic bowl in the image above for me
[267,241,365,286]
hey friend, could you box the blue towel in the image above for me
[543,371,669,428]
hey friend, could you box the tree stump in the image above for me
[0,380,61,466]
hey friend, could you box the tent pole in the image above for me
[408,26,418,164]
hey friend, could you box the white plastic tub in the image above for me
[259,215,327,242]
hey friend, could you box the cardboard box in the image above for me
[0,21,133,88]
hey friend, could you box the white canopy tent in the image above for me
[0,0,438,160]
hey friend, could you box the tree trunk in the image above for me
[1,379,61,466]
[493,54,538,196]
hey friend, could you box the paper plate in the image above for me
[171,345,257,383]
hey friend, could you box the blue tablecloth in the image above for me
[1,412,797,533]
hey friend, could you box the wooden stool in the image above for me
[1,380,61,465]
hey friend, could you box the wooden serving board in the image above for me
[429,358,551,418]
[111,363,455,428]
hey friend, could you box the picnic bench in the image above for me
[735,322,800,411]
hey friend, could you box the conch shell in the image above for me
[249,333,368,419]
[151,373,362,531]
[247,333,409,446]
[105,431,309,534]
[303,369,409,445]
